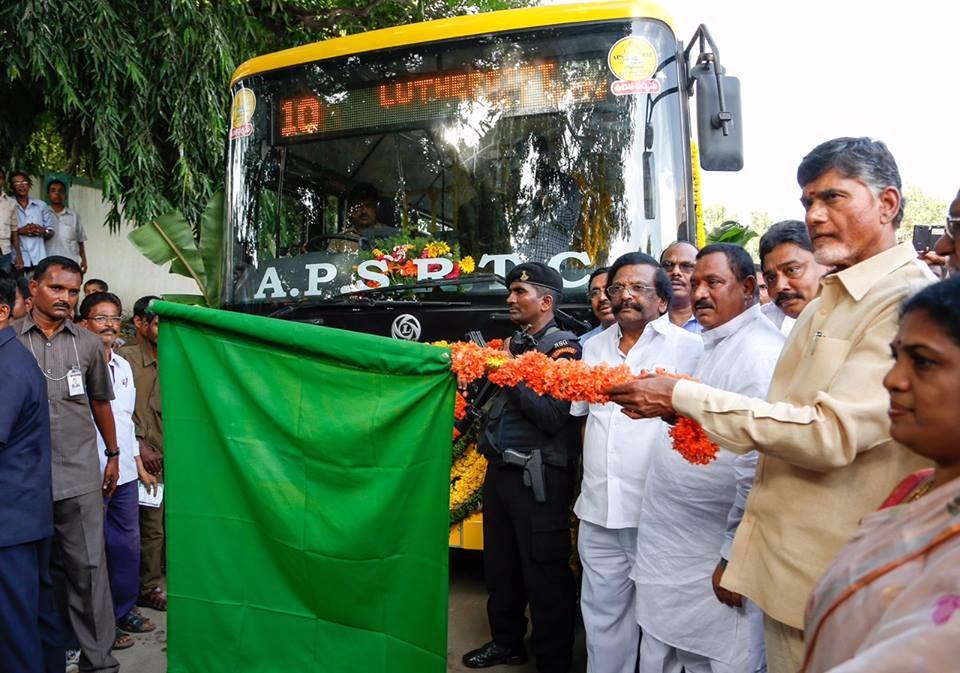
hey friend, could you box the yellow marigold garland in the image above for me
[449,444,487,524]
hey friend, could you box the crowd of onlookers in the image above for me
[0,172,87,277]
[1,250,165,673]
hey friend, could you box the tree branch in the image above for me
[275,0,413,33]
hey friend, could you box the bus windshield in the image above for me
[224,19,690,308]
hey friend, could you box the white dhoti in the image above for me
[578,520,639,673]
[639,631,747,673]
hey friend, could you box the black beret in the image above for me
[504,262,563,293]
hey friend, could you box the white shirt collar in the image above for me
[701,302,763,347]
[648,313,674,336]
[607,313,673,355]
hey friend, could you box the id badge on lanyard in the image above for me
[67,367,85,397]
[29,330,86,398]
[66,335,85,398]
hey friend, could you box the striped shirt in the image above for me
[14,313,114,500]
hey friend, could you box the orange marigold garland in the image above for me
[667,418,718,465]
[649,368,720,465]
[446,343,719,465]
[448,343,634,402]
[452,391,468,440]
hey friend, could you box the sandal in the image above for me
[136,587,167,612]
[118,609,156,633]
[113,630,134,650]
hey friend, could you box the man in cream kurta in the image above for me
[607,137,935,673]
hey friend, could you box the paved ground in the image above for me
[115,550,587,672]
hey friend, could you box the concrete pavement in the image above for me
[114,550,587,672]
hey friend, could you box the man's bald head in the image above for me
[660,241,698,262]
[660,240,699,306]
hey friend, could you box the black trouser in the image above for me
[482,460,576,673]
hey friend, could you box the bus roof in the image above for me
[231,0,675,85]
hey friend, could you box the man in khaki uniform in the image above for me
[119,295,166,611]
[608,137,936,673]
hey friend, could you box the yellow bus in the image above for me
[222,0,743,549]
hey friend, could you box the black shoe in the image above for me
[462,641,528,668]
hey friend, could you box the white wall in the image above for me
[33,180,200,312]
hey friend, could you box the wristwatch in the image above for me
[104,449,120,458]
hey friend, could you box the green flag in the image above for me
[153,302,454,673]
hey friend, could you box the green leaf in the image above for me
[128,209,207,293]
[199,191,225,308]
[706,221,758,247]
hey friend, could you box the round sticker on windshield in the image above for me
[231,89,256,128]
[607,37,658,81]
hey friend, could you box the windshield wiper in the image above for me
[266,273,500,318]
[266,273,590,334]
[344,273,501,298]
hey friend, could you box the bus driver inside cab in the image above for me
[326,183,399,253]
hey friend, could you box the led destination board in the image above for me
[277,59,609,140]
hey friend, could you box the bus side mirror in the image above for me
[691,62,743,171]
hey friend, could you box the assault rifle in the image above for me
[453,324,540,436]
[453,330,501,438]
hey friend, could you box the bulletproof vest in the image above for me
[479,326,580,467]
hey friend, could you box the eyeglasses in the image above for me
[90,316,122,325]
[587,288,606,299]
[606,283,657,298]
[660,261,695,272]
[11,180,31,187]
[946,216,960,238]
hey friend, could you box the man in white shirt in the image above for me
[580,267,616,342]
[44,180,88,273]
[758,220,828,336]
[633,244,784,673]
[571,252,702,673]
[79,292,158,646]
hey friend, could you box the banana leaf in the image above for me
[128,192,226,307]
[198,192,224,307]
[128,210,206,291]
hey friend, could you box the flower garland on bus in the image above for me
[356,231,475,288]
[446,342,719,465]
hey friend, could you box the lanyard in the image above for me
[28,329,81,382]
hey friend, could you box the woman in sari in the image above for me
[802,276,960,672]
